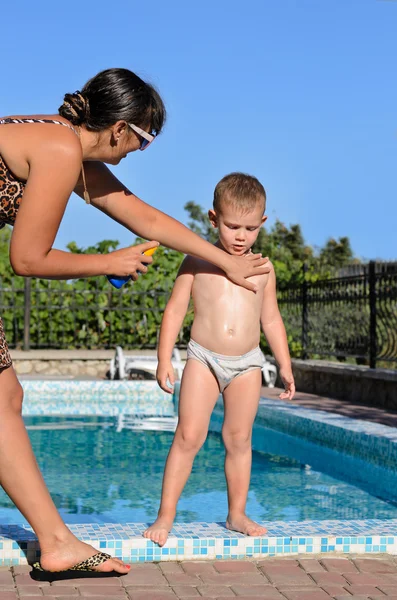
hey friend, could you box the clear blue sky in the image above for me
[3,0,396,261]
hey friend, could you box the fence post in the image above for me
[301,263,308,360]
[369,260,377,369]
[23,278,31,351]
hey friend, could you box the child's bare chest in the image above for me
[192,264,266,310]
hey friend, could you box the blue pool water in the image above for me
[1,414,397,526]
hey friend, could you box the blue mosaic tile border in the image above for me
[255,397,397,470]
[22,380,167,398]
[21,381,173,417]
[1,521,397,565]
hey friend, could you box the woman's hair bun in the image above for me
[57,69,166,133]
[58,90,90,125]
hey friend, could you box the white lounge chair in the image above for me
[109,346,185,381]
[109,345,277,388]
[261,352,278,388]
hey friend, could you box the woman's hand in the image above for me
[156,361,175,394]
[106,241,159,279]
[224,253,271,292]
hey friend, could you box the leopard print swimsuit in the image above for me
[0,118,77,369]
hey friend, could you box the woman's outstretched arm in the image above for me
[78,161,271,291]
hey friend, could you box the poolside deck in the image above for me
[261,385,397,428]
[2,556,397,599]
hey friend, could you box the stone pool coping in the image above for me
[0,380,395,565]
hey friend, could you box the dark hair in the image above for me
[213,172,266,214]
[58,68,166,134]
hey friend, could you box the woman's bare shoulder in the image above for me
[1,114,80,147]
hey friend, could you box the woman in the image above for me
[0,68,270,574]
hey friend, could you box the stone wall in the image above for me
[10,349,158,379]
[14,358,110,378]
[287,359,397,410]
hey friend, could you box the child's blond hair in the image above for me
[213,172,266,214]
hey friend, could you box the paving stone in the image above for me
[181,563,217,576]
[17,585,45,596]
[122,570,167,586]
[310,572,347,585]
[78,585,126,597]
[231,585,284,598]
[376,585,397,595]
[370,597,397,600]
[164,573,201,586]
[125,592,175,600]
[199,573,265,585]
[15,597,45,600]
[378,574,397,584]
[321,558,359,573]
[159,563,184,575]
[258,566,315,586]
[343,573,387,586]
[0,593,19,600]
[214,561,258,574]
[354,558,397,574]
[344,585,383,595]
[319,585,349,596]
[0,574,14,586]
[11,565,32,576]
[171,584,200,596]
[280,590,330,600]
[128,564,159,571]
[333,597,371,600]
[79,597,127,600]
[43,587,79,595]
[257,559,299,568]
[228,597,281,600]
[123,587,173,593]
[125,567,160,579]
[14,576,49,586]
[297,559,325,573]
[0,590,13,595]
[195,585,235,597]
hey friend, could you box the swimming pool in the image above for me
[0,379,396,565]
[1,414,396,526]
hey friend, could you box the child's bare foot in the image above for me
[226,514,267,537]
[143,517,174,547]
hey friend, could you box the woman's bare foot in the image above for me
[226,514,267,536]
[143,516,174,547]
[38,536,130,574]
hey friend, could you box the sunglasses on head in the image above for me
[128,123,156,151]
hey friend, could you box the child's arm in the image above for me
[260,264,295,400]
[156,256,195,393]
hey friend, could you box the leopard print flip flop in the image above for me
[32,551,118,579]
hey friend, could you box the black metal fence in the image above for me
[278,261,397,368]
[0,278,190,350]
[1,261,396,368]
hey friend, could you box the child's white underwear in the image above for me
[186,338,264,392]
